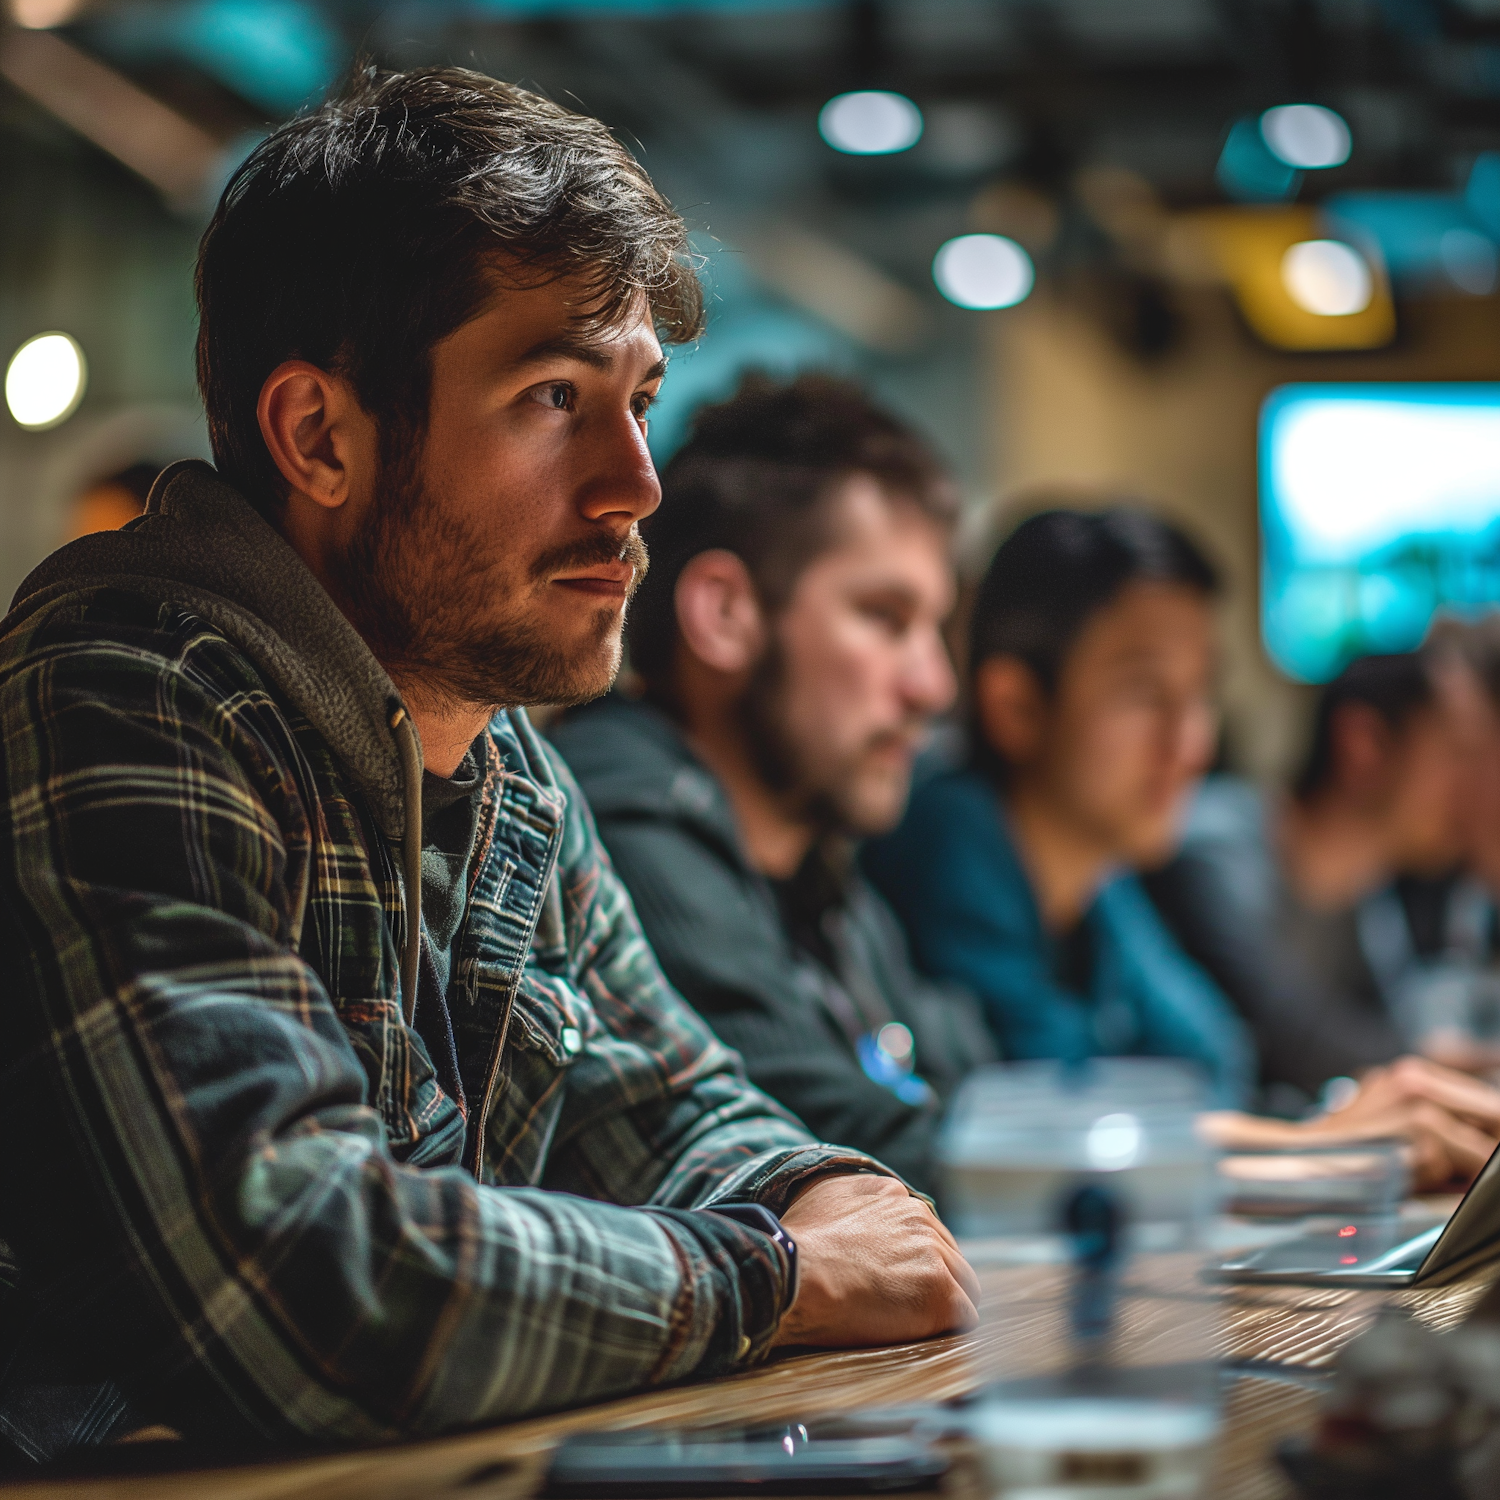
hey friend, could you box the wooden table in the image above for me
[5,1251,1495,1500]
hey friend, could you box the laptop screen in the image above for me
[1419,1138,1500,1282]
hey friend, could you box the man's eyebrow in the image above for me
[510,334,669,384]
[511,333,617,371]
[1101,645,1173,669]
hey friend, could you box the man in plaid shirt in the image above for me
[0,66,977,1464]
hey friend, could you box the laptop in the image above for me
[1217,1137,1500,1288]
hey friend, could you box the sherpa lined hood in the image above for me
[9,459,416,838]
[6,459,427,1013]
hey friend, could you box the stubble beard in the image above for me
[327,448,646,712]
[738,641,915,842]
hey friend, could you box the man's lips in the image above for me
[552,563,635,598]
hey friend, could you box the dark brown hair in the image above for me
[968,506,1220,782]
[196,64,703,514]
[628,371,957,691]
[1293,652,1438,803]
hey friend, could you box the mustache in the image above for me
[862,720,930,757]
[530,528,650,592]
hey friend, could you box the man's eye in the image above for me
[632,392,657,420]
[533,382,573,411]
[860,602,909,633]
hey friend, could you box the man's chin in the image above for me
[834,766,915,839]
[531,641,623,709]
[451,615,623,711]
[1123,821,1182,871]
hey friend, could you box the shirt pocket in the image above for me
[504,969,593,1067]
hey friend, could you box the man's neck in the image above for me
[682,713,815,882]
[401,691,493,779]
[1003,780,1116,933]
[1277,792,1392,911]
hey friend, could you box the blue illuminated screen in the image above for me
[1260,383,1500,682]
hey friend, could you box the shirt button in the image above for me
[561,1026,581,1056]
[736,1335,751,1359]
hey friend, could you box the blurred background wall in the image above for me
[7,0,1500,778]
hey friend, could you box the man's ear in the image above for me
[1330,702,1394,797]
[674,550,766,676]
[975,655,1048,768]
[256,360,374,512]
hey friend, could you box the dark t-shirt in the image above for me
[413,740,486,1109]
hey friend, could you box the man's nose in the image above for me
[902,630,958,716]
[578,408,661,526]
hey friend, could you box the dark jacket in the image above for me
[549,695,996,1197]
[0,463,888,1462]
[1141,776,1406,1104]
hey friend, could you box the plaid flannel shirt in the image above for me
[0,482,888,1461]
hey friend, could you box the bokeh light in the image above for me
[818,91,923,156]
[932,234,1034,309]
[1260,104,1352,170]
[1439,228,1498,295]
[10,0,83,27]
[1281,240,1372,316]
[5,332,87,429]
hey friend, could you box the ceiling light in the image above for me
[1281,240,1373,316]
[932,234,1034,309]
[9,0,83,27]
[5,332,86,429]
[1260,105,1351,170]
[819,91,922,156]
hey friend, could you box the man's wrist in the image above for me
[701,1202,798,1307]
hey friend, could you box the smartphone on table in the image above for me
[541,1412,952,1497]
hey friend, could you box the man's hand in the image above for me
[1308,1056,1500,1189]
[768,1174,979,1350]
[1201,1056,1500,1192]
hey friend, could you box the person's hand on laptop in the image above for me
[769,1174,980,1349]
[1200,1056,1500,1191]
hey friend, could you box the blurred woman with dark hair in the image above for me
[864,507,1255,1106]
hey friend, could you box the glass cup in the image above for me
[939,1059,1221,1498]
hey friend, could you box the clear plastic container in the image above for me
[1215,1139,1409,1219]
[943,1060,1222,1497]
[937,1058,1214,1248]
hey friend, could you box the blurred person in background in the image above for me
[1408,614,1500,1070]
[550,373,996,1198]
[0,70,981,1467]
[1145,648,1489,1109]
[557,425,1500,1194]
[864,508,1255,1107]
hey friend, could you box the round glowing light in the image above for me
[819,91,923,155]
[1281,240,1373,317]
[1085,1112,1143,1172]
[1259,104,1351,170]
[876,1022,915,1065]
[10,0,83,26]
[5,332,86,430]
[932,233,1034,310]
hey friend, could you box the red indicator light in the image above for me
[1337,1226,1357,1238]
[1339,1255,1359,1265]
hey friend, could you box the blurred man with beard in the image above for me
[550,375,996,1197]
